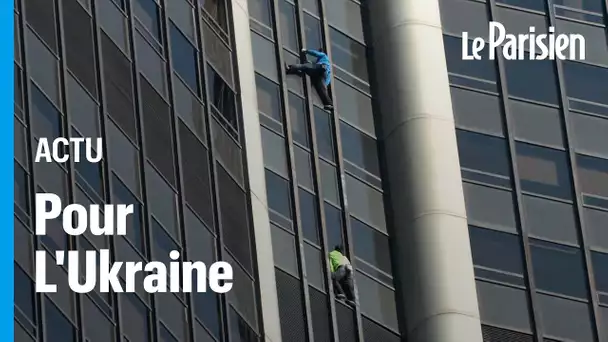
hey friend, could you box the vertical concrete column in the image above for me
[230,1,282,341]
[366,0,483,341]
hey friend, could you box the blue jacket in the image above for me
[305,49,332,86]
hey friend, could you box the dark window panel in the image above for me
[289,93,309,148]
[133,0,162,43]
[15,320,35,342]
[450,86,504,137]
[14,13,21,65]
[351,217,392,274]
[554,0,603,14]
[577,154,608,205]
[324,203,344,251]
[516,142,573,200]
[469,226,525,285]
[476,280,532,333]
[439,0,489,39]
[482,325,534,342]
[135,31,168,96]
[14,64,23,118]
[24,0,57,52]
[157,293,188,341]
[275,268,307,342]
[44,297,76,342]
[170,22,199,93]
[444,35,497,91]
[345,174,386,232]
[309,286,332,342]
[496,0,546,11]
[510,100,564,148]
[145,163,179,239]
[302,0,318,14]
[265,169,293,222]
[72,129,104,197]
[305,244,325,290]
[107,120,141,196]
[14,118,27,168]
[592,251,608,295]
[44,251,76,319]
[340,121,380,177]
[219,165,254,272]
[303,13,322,50]
[320,160,339,205]
[336,301,357,342]
[228,307,258,342]
[120,292,152,342]
[194,291,221,339]
[495,5,547,37]
[115,237,150,301]
[556,19,608,66]
[538,294,595,342]
[251,31,278,81]
[112,174,145,253]
[208,64,238,131]
[159,324,178,342]
[314,108,335,162]
[151,218,180,265]
[335,79,375,136]
[530,239,588,298]
[456,130,511,186]
[248,0,273,27]
[203,22,234,86]
[174,74,206,140]
[167,0,196,42]
[585,207,608,252]
[571,113,608,159]
[601,307,608,342]
[15,265,35,325]
[74,189,109,250]
[522,195,578,245]
[284,51,304,94]
[25,28,61,105]
[14,162,29,217]
[101,32,137,141]
[261,126,288,176]
[327,0,364,42]
[179,122,214,227]
[329,27,368,82]
[83,295,114,342]
[202,0,229,32]
[362,315,401,342]
[67,73,100,139]
[356,272,399,331]
[294,147,314,190]
[270,223,298,277]
[35,167,69,251]
[279,0,299,52]
[563,61,608,116]
[299,188,320,244]
[31,84,62,140]
[226,254,259,330]
[14,219,34,276]
[141,76,176,186]
[256,74,282,123]
[211,116,244,182]
[97,0,130,53]
[505,54,559,104]
[63,0,98,97]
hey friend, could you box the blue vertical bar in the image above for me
[3,0,15,339]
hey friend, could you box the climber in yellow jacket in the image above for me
[328,245,355,303]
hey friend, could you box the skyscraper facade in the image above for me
[12,0,608,342]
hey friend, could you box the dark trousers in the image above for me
[286,63,333,106]
[332,265,354,300]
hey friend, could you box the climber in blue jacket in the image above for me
[286,48,334,110]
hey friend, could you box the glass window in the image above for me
[174,74,205,139]
[251,31,278,81]
[476,280,532,332]
[67,74,100,138]
[97,0,130,53]
[314,108,335,161]
[451,87,504,136]
[571,113,608,159]
[202,0,228,32]
[15,163,29,216]
[563,61,608,111]
[15,64,23,115]
[195,311,218,342]
[294,147,313,190]
[576,154,608,203]
[523,195,578,245]
[464,183,517,233]
[303,14,322,50]
[457,130,511,184]
[208,65,238,131]
[284,51,304,94]
[248,0,273,28]
[279,0,299,51]
[170,22,198,92]
[135,31,167,96]
[15,118,26,168]
[326,0,364,42]
[585,207,608,252]
[15,219,34,275]
[203,23,233,85]
[530,239,588,298]
[444,35,498,85]
[184,207,215,263]
[107,121,141,195]
[261,126,288,176]
[31,86,62,140]
[601,306,608,341]
[439,0,489,39]
[266,170,293,220]
[554,0,604,14]
[120,292,151,342]
[516,143,573,200]
[83,295,114,342]
[133,0,162,42]
[112,175,144,252]
[271,223,298,276]
[356,272,399,330]
[146,164,179,238]
[496,0,546,11]
[72,130,103,196]
[538,294,594,342]
[228,307,258,342]
[340,121,380,177]
[469,226,525,285]
[289,93,309,147]
[352,217,392,273]
[194,289,221,339]
[335,79,375,136]
[345,174,386,232]
[15,265,35,322]
[115,236,149,300]
[324,203,343,249]
[299,188,320,243]
[152,218,180,265]
[505,55,559,104]
[256,74,282,122]
[226,255,258,328]
[167,0,195,41]
[511,100,564,148]
[330,27,368,82]
[496,6,547,37]
[592,251,607,294]
[304,243,325,290]
[44,298,75,342]
[157,293,188,341]
[26,30,61,105]
[320,160,339,204]
[556,19,608,66]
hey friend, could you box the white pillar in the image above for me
[366,0,483,341]
[230,1,282,341]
